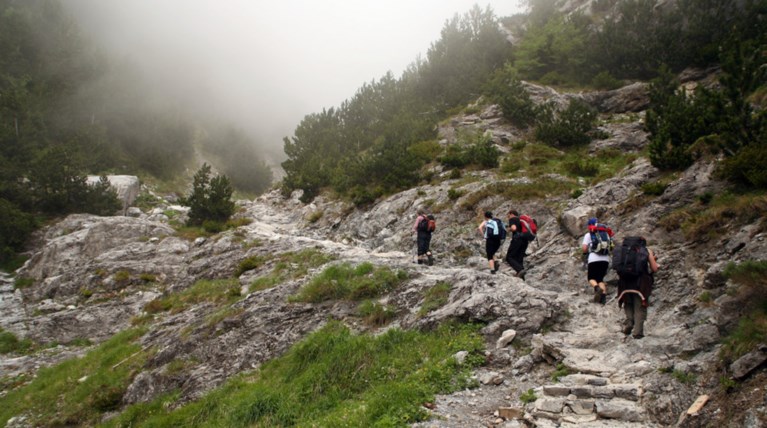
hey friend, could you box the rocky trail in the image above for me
[3,78,767,426]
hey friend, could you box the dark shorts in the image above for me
[588,261,610,282]
[417,233,432,256]
[486,238,502,260]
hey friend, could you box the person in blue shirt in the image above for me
[478,211,502,274]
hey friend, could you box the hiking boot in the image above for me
[427,254,434,266]
[593,287,602,303]
[622,325,633,335]
[632,334,644,339]
[599,293,606,305]
[490,269,496,275]
[515,269,527,279]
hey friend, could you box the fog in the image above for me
[63,1,524,161]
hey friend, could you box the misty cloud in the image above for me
[63,1,523,162]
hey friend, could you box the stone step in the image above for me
[531,397,649,425]
[542,383,641,401]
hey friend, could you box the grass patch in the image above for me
[144,278,241,314]
[659,192,767,241]
[104,321,484,427]
[248,248,336,293]
[13,276,34,290]
[0,328,33,355]
[307,210,324,223]
[719,260,767,363]
[291,262,408,303]
[357,300,396,327]
[551,362,571,381]
[236,254,269,276]
[671,369,697,384]
[0,328,148,427]
[520,388,537,404]
[418,282,452,317]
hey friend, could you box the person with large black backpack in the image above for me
[612,236,660,339]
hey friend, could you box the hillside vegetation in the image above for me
[280,0,766,204]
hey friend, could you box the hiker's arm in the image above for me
[581,234,589,253]
[648,249,660,272]
[478,222,485,236]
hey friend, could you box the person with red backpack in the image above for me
[581,217,614,304]
[412,209,435,265]
[504,209,534,279]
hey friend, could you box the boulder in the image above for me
[87,175,140,213]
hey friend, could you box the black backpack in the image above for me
[417,216,430,233]
[612,236,649,277]
[494,218,507,240]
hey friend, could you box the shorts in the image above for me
[588,261,610,283]
[486,238,502,260]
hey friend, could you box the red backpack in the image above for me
[519,215,538,241]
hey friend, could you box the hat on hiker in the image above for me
[588,217,598,226]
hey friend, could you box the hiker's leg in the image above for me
[623,295,635,334]
[633,298,647,337]
[507,239,524,272]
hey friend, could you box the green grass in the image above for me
[144,278,241,314]
[103,321,485,427]
[13,276,34,290]
[519,388,537,404]
[418,282,452,317]
[671,369,697,385]
[248,248,336,293]
[357,300,396,327]
[551,362,571,381]
[236,254,268,276]
[0,328,33,354]
[719,260,767,363]
[659,193,767,241]
[291,262,408,303]
[0,328,148,427]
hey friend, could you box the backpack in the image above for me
[519,214,538,241]
[493,218,507,240]
[589,223,614,255]
[427,215,436,232]
[417,216,430,233]
[612,236,649,277]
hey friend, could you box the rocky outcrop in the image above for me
[86,175,140,214]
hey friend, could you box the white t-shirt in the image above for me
[582,232,610,264]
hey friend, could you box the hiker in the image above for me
[412,209,433,265]
[581,217,613,304]
[478,211,503,274]
[614,237,660,339]
[505,209,528,279]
